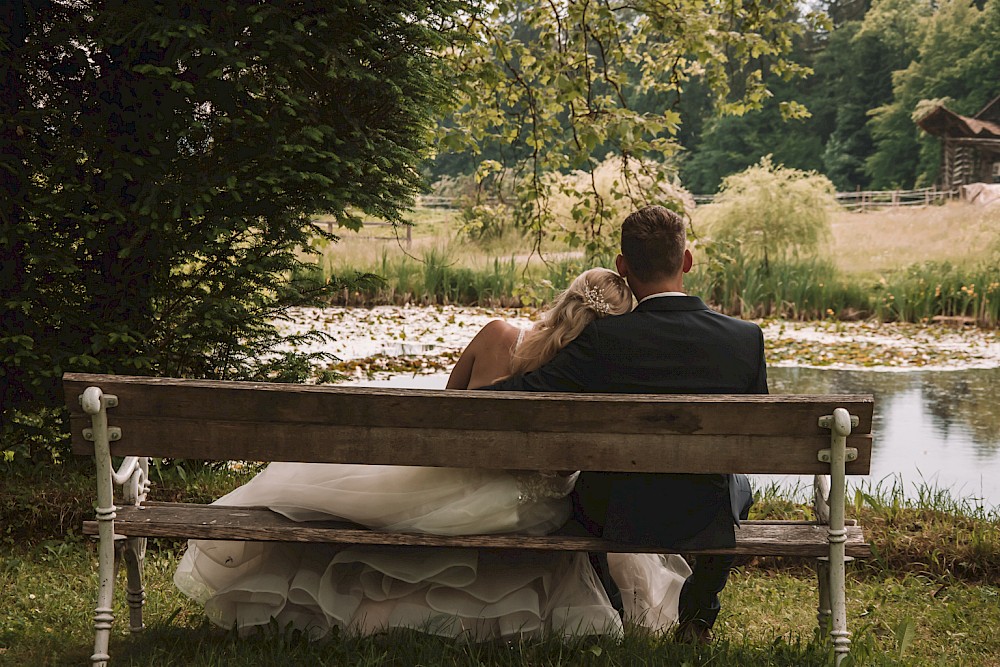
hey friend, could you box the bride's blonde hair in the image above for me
[508,268,632,377]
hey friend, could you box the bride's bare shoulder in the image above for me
[470,319,521,350]
[446,319,523,390]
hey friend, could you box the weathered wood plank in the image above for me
[63,374,874,474]
[85,503,870,558]
[68,416,871,473]
[63,374,874,437]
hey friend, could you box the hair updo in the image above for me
[508,268,632,378]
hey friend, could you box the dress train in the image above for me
[174,463,691,640]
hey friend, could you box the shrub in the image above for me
[697,156,837,268]
[0,1,461,463]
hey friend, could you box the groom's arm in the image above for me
[482,326,599,392]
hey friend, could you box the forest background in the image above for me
[2,0,999,449]
[429,0,1000,196]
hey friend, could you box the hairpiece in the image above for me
[583,285,611,315]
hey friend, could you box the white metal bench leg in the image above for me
[124,536,146,632]
[81,388,149,664]
[81,387,119,666]
[813,476,832,636]
[123,457,149,633]
[815,557,831,635]
[819,408,858,665]
[91,524,116,667]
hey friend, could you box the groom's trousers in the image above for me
[676,473,754,628]
[570,473,754,629]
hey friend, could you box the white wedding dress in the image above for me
[174,334,692,640]
[174,464,691,640]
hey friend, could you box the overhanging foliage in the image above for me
[0,0,465,454]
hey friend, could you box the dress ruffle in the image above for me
[174,462,690,640]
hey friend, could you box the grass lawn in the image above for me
[3,466,998,665]
[3,540,999,666]
[827,202,1000,275]
[5,195,1000,663]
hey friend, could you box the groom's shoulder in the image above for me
[632,299,764,340]
[708,307,761,328]
[705,308,764,337]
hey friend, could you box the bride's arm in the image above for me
[445,342,476,389]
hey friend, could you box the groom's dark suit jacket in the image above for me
[487,295,768,548]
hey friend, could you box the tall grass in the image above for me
[827,200,1000,274]
[685,250,1000,325]
[308,247,1000,326]
[872,261,1000,324]
[303,200,1000,325]
[306,244,999,326]
[306,246,589,307]
[749,476,1000,584]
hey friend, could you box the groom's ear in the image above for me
[615,254,628,278]
[682,248,693,274]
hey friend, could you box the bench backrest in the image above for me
[64,373,873,475]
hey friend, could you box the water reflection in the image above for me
[768,367,1000,507]
[348,368,1000,508]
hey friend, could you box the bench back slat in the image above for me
[64,373,874,475]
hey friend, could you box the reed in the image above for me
[306,245,587,307]
[304,251,1000,327]
[684,252,999,326]
[303,202,1000,325]
[875,261,1000,325]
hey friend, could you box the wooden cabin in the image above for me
[917,96,1000,192]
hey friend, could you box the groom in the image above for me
[485,205,766,640]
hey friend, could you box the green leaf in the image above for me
[895,616,916,657]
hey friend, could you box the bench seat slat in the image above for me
[85,503,870,558]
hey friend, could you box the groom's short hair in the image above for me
[621,206,687,281]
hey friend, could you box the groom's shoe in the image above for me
[674,618,713,645]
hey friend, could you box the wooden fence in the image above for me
[693,187,955,210]
[416,195,458,209]
[314,220,412,246]
[415,189,957,212]
[832,187,955,211]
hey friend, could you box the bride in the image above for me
[174,268,692,640]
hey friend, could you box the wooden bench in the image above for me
[64,372,874,666]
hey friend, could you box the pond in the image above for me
[346,367,1000,509]
[285,305,999,508]
[767,366,1000,508]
